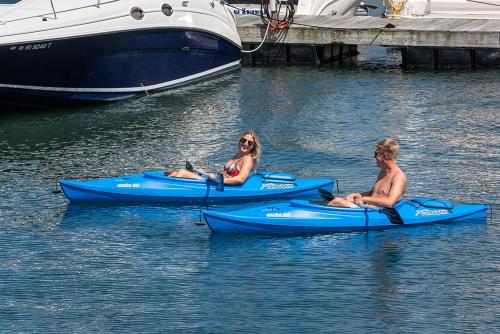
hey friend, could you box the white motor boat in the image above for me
[227,0,363,17]
[0,0,242,107]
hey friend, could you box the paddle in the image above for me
[318,180,340,201]
[185,160,224,191]
[319,188,335,201]
[185,160,194,172]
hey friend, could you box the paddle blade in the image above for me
[185,160,194,172]
[319,188,335,201]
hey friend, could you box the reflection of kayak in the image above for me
[59,171,335,203]
[203,198,489,234]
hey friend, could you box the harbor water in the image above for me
[1,47,499,333]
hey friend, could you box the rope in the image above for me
[241,20,272,53]
[467,0,500,7]
[259,0,295,29]
[224,1,295,54]
[382,0,409,15]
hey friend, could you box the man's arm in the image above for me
[346,189,372,202]
[359,174,407,208]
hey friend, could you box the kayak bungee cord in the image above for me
[409,198,454,210]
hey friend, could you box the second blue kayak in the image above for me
[203,197,489,234]
[59,171,335,203]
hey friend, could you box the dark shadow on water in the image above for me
[0,70,241,116]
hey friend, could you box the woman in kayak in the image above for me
[328,138,407,208]
[168,130,261,185]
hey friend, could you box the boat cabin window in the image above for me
[0,0,23,3]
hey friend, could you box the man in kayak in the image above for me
[328,139,407,208]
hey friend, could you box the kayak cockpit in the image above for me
[143,171,298,185]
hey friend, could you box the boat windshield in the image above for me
[225,0,298,4]
[0,0,23,4]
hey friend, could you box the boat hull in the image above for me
[59,171,335,204]
[0,28,240,107]
[203,198,489,234]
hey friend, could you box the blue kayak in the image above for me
[203,197,489,234]
[59,171,335,203]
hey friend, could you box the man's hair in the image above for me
[376,139,400,160]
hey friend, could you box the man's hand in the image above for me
[346,193,362,202]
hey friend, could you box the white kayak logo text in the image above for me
[261,183,294,190]
[415,209,449,216]
[266,212,292,218]
[117,183,140,188]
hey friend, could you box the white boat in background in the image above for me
[0,0,241,107]
[385,0,500,18]
[227,0,363,17]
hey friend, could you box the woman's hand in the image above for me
[206,173,217,181]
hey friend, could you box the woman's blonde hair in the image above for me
[239,130,261,165]
[376,139,400,160]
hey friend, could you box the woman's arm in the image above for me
[223,156,254,185]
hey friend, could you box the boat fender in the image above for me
[52,181,62,194]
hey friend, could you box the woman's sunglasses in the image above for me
[240,138,254,146]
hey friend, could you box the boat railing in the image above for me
[0,0,120,25]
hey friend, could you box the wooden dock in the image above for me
[236,15,500,67]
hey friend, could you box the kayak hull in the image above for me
[59,171,335,204]
[203,198,489,234]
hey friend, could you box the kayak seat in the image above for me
[290,200,375,212]
[257,172,296,182]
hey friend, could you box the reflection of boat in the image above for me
[385,0,500,18]
[227,0,363,17]
[59,171,335,204]
[0,0,241,107]
[203,197,489,234]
